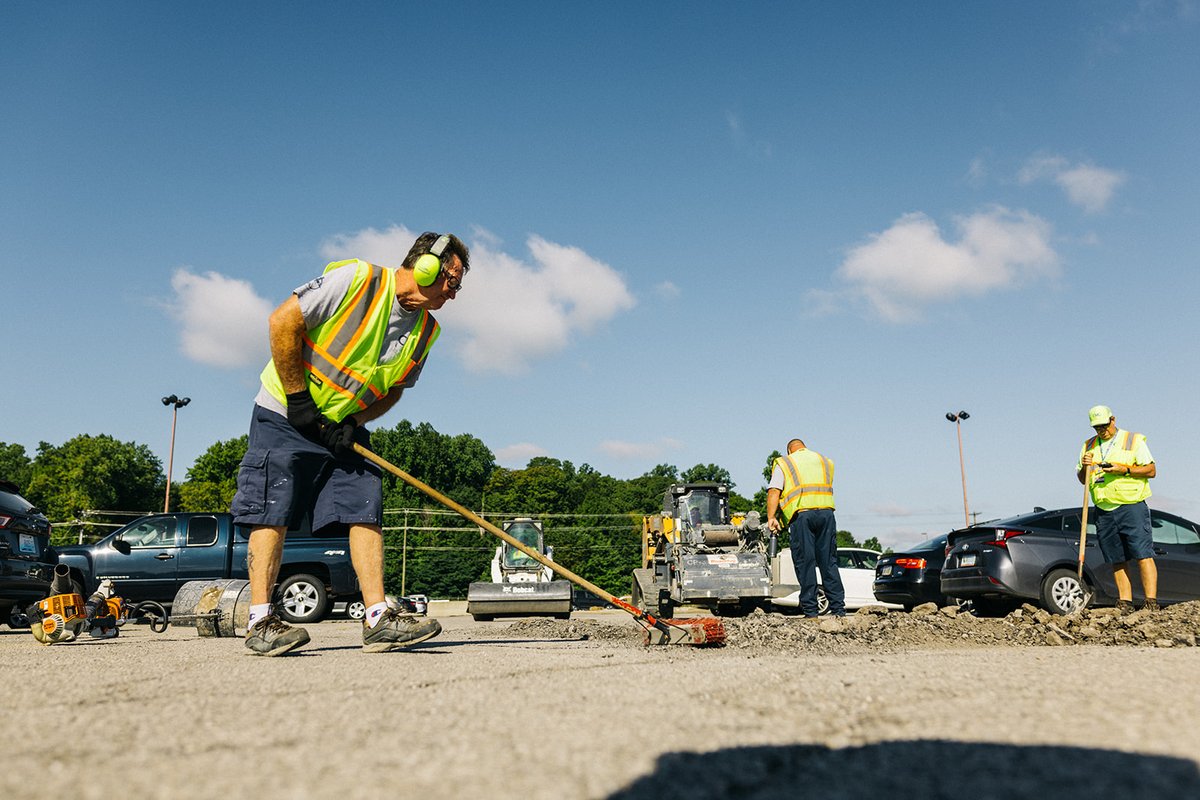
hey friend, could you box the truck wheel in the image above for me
[346,599,366,620]
[4,603,29,629]
[1041,568,1092,615]
[275,574,329,624]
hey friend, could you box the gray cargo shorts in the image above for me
[1094,501,1154,564]
[230,405,382,530]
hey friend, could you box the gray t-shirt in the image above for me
[255,263,427,415]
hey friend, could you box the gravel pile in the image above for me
[722,601,1200,653]
[488,600,1200,652]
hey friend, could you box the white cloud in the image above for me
[835,207,1059,322]
[168,268,273,368]
[965,156,988,187]
[320,225,637,375]
[655,280,681,300]
[598,437,683,460]
[495,442,549,466]
[1018,154,1125,213]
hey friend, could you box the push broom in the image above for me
[352,442,725,646]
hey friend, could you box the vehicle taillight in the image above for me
[984,529,1026,548]
[0,514,11,528]
[894,557,927,569]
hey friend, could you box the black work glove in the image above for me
[285,391,323,438]
[319,416,359,458]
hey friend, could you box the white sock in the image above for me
[365,602,389,628]
[248,604,272,630]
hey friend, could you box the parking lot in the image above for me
[3,602,1199,799]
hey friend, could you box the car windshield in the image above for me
[504,521,540,567]
[680,491,723,527]
[904,535,948,553]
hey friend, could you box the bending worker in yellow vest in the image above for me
[1076,405,1159,613]
[766,438,846,617]
[230,232,470,655]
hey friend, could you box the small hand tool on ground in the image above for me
[352,442,725,646]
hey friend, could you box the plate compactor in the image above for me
[466,517,573,621]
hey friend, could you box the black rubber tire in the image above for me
[554,612,572,620]
[275,573,329,624]
[1040,568,1092,615]
[657,597,675,619]
[4,603,29,629]
[472,613,494,622]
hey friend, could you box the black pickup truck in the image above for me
[54,513,359,623]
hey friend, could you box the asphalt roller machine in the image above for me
[466,517,573,621]
[632,482,773,618]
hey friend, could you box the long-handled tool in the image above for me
[352,442,725,646]
[1077,465,1092,579]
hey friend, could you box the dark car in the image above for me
[873,533,951,610]
[0,480,55,628]
[940,506,1200,615]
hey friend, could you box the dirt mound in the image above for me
[481,601,1200,652]
[724,601,1200,653]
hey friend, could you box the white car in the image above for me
[771,547,902,614]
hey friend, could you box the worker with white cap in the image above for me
[1076,405,1158,613]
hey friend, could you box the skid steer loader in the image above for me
[466,517,572,621]
[632,482,773,618]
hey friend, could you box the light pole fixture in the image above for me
[945,410,970,528]
[161,394,191,512]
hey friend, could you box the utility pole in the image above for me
[945,410,971,528]
[161,394,191,512]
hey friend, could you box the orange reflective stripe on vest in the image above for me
[776,449,835,520]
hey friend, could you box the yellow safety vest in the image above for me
[775,449,835,520]
[1080,429,1152,510]
[260,259,440,423]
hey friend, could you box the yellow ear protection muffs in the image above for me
[412,234,452,287]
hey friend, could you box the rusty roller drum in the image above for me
[171,579,251,637]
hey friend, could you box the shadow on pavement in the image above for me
[607,739,1200,800]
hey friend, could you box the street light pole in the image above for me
[945,410,970,528]
[162,394,191,512]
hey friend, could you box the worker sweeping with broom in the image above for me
[229,232,470,656]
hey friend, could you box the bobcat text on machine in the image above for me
[465,517,573,621]
[632,482,772,618]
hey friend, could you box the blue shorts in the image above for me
[230,405,382,530]
[1094,501,1154,564]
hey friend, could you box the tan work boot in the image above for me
[362,608,441,652]
[1142,598,1160,612]
[1115,599,1135,615]
[245,614,310,656]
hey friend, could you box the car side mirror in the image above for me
[112,539,132,555]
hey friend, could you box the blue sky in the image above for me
[3,2,1198,547]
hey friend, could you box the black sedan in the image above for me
[940,506,1200,615]
[873,533,950,610]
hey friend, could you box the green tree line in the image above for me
[1,424,881,598]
